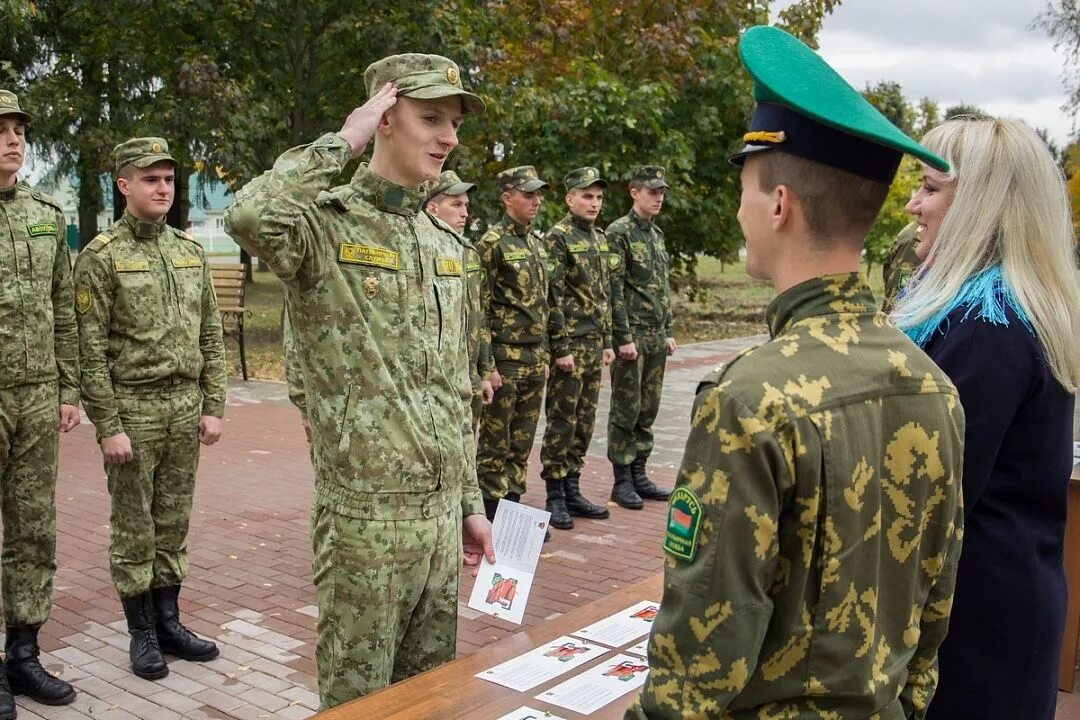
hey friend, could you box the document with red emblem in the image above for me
[467,499,551,625]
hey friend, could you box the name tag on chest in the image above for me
[339,243,400,270]
[503,250,530,262]
[172,256,201,268]
[27,223,57,237]
[114,260,151,272]
[435,257,462,276]
[567,241,589,254]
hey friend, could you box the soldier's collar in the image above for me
[0,184,17,202]
[349,164,425,217]
[121,211,166,239]
[766,272,876,337]
[629,209,653,230]
[501,213,530,236]
[569,213,593,230]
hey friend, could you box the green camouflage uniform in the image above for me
[626,274,965,719]
[281,292,312,446]
[539,204,611,482]
[606,189,673,468]
[225,124,483,706]
[475,167,550,503]
[462,239,488,429]
[74,200,226,597]
[881,221,920,313]
[0,176,79,626]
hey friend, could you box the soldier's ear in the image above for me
[116,177,131,198]
[772,183,794,231]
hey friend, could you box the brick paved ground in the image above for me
[6,335,1080,718]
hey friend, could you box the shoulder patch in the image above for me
[175,228,201,245]
[664,487,703,561]
[29,188,64,214]
[85,234,115,254]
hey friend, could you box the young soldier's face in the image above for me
[0,117,26,184]
[736,157,778,282]
[118,161,176,222]
[428,192,470,233]
[383,95,462,187]
[566,184,604,222]
[630,186,665,219]
[503,189,542,224]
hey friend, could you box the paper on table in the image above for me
[624,639,649,657]
[475,635,608,692]
[570,600,660,647]
[468,500,551,624]
[495,706,568,720]
[535,653,650,715]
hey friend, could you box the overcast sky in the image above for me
[777,0,1076,146]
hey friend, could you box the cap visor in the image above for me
[519,179,549,192]
[404,86,486,116]
[645,180,669,189]
[131,155,179,169]
[728,144,772,167]
[445,182,475,195]
[0,109,30,123]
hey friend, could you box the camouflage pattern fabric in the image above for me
[605,210,672,346]
[627,274,965,720]
[476,213,549,357]
[0,181,78,626]
[881,221,921,313]
[460,236,489,427]
[0,381,61,625]
[106,383,201,596]
[224,134,481,707]
[607,333,668,466]
[282,293,313,448]
[311,502,461,709]
[540,335,604,481]
[545,213,611,356]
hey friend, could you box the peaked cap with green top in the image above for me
[731,26,948,183]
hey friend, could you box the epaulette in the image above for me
[172,227,202,246]
[552,222,570,235]
[28,187,64,214]
[696,344,761,394]
[315,185,353,212]
[530,228,544,240]
[84,232,116,254]
[425,212,460,238]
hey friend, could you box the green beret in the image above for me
[364,54,485,116]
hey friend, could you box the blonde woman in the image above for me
[894,117,1080,719]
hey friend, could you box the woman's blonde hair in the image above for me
[891,117,1080,392]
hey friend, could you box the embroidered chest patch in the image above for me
[502,250,530,262]
[339,243,400,270]
[664,487,703,561]
[435,257,463,276]
[171,256,201,268]
[27,223,57,237]
[567,241,589,254]
[114,260,151,273]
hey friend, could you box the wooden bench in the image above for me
[211,263,250,380]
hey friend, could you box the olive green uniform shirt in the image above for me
[881,222,921,313]
[544,213,611,355]
[606,210,672,346]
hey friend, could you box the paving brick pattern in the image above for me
[5,335,1080,718]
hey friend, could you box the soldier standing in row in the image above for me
[539,167,613,530]
[225,55,494,709]
[0,90,80,714]
[627,27,965,718]
[605,166,675,509]
[73,138,227,681]
[475,166,551,521]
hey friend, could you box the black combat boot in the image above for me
[120,593,169,679]
[544,479,574,530]
[152,586,219,662]
[0,665,16,720]
[564,476,610,519]
[630,457,671,501]
[611,464,644,510]
[4,624,76,706]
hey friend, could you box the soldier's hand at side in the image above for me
[666,337,677,356]
[618,342,638,361]
[602,348,615,367]
[101,433,134,464]
[554,355,575,373]
[480,380,494,405]
[338,83,399,158]
[58,404,81,433]
[489,370,503,392]
[462,514,495,577]
[198,415,223,446]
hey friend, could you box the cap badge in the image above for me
[0,94,12,106]
[446,67,460,85]
[656,170,664,179]
[151,142,162,153]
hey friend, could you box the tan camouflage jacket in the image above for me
[544,213,611,356]
[606,210,673,346]
[476,213,549,368]
[0,181,80,403]
[460,236,489,390]
[73,212,226,438]
[628,274,965,720]
[881,222,921,313]
[224,134,483,520]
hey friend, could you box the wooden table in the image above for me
[1058,461,1080,691]
[314,574,663,720]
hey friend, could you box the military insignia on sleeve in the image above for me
[26,223,57,237]
[447,67,460,85]
[435,257,463,276]
[75,285,92,314]
[362,275,380,298]
[664,487,702,561]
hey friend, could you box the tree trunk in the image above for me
[76,155,104,250]
[166,167,191,231]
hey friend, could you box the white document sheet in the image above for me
[570,600,660,647]
[475,635,608,692]
[467,499,551,624]
[495,707,568,720]
[624,639,649,657]
[534,653,650,715]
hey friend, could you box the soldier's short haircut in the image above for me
[628,180,646,191]
[117,165,136,181]
[755,151,889,247]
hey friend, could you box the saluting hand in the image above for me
[58,404,81,433]
[338,83,399,159]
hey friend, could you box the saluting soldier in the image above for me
[538,166,613,530]
[627,27,965,719]
[605,165,675,509]
[73,138,227,681]
[0,89,80,713]
[881,220,921,311]
[475,166,551,520]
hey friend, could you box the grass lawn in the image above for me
[227,261,886,381]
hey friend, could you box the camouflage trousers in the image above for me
[0,381,59,626]
[311,497,461,709]
[540,335,604,481]
[476,344,547,499]
[106,381,201,598]
[471,391,483,435]
[608,332,668,466]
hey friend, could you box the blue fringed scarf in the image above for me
[901,265,1032,348]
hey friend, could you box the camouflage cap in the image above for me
[0,89,30,122]
[631,165,669,189]
[497,165,549,192]
[364,53,485,116]
[564,166,607,190]
[113,137,178,175]
[428,170,475,200]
